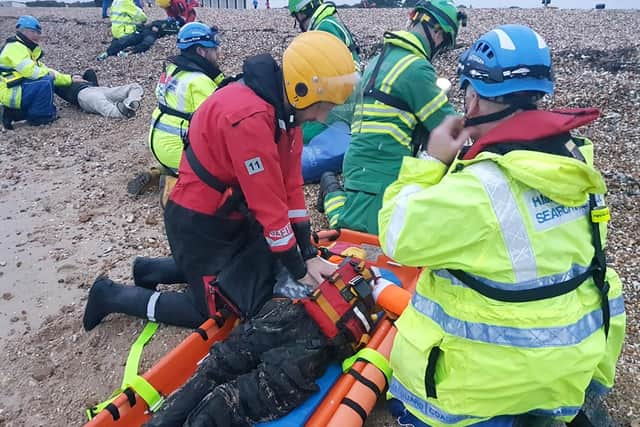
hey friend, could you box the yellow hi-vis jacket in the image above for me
[148,62,223,171]
[0,34,71,109]
[379,130,625,426]
[110,0,147,39]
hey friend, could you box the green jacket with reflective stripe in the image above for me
[148,63,221,171]
[378,137,625,426]
[302,8,360,145]
[110,0,147,39]
[336,30,455,233]
[0,35,71,109]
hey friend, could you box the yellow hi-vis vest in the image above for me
[378,138,625,426]
[0,36,71,108]
[148,63,223,171]
[110,0,147,39]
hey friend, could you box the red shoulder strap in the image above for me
[462,108,600,160]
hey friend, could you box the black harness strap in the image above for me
[158,103,192,121]
[341,397,368,423]
[449,138,611,338]
[362,39,430,156]
[193,327,209,341]
[424,346,441,399]
[447,268,595,303]
[123,388,137,406]
[184,144,227,193]
[104,403,120,421]
[363,44,411,113]
[347,368,383,397]
[589,194,610,338]
[149,64,193,174]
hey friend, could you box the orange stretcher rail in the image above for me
[307,229,420,427]
[85,228,420,427]
[84,316,236,427]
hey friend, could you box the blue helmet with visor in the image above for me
[458,24,553,104]
[177,22,220,50]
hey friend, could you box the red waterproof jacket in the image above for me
[170,82,309,256]
[165,0,198,23]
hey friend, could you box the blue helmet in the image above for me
[177,22,220,50]
[16,15,42,34]
[458,24,554,102]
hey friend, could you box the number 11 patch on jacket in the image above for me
[245,157,264,175]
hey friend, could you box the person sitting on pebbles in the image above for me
[127,23,224,201]
[96,0,147,60]
[0,15,87,130]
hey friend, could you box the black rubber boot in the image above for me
[83,277,153,331]
[132,256,186,289]
[82,69,99,86]
[1,106,21,130]
[316,171,342,213]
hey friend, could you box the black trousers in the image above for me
[106,32,144,56]
[145,299,336,427]
[164,201,277,322]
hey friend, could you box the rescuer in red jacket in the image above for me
[82,31,359,330]
[157,0,198,25]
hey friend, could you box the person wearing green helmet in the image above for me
[318,0,466,235]
[289,0,361,183]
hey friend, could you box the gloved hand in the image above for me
[305,256,337,285]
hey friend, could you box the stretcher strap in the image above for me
[85,322,162,420]
[342,347,392,384]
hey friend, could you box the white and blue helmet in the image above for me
[458,24,554,102]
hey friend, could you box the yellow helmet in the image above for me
[156,0,171,8]
[283,31,358,110]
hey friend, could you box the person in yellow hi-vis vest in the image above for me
[126,23,224,201]
[0,16,84,129]
[378,24,625,427]
[96,0,147,60]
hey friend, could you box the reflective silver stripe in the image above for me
[415,91,448,122]
[468,161,537,282]
[411,292,624,348]
[9,86,19,108]
[175,72,204,112]
[384,184,423,257]
[30,66,43,79]
[390,378,483,424]
[146,291,161,322]
[14,59,42,79]
[288,209,308,219]
[14,59,31,72]
[153,120,185,136]
[434,263,591,292]
[390,377,581,424]
[110,20,132,25]
[265,233,295,248]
